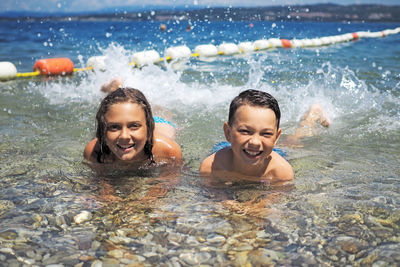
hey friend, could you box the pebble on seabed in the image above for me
[73,211,92,224]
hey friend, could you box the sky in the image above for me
[1,0,399,13]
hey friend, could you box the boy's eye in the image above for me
[262,132,274,137]
[238,129,250,134]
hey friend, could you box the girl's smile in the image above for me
[105,102,148,162]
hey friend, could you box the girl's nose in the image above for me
[119,127,130,139]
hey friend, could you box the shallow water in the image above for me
[1,19,400,266]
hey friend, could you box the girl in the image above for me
[84,87,182,168]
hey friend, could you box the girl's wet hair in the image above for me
[95,87,155,163]
[228,89,281,129]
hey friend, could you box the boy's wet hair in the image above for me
[95,87,155,163]
[228,89,281,129]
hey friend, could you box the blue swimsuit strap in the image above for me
[211,141,287,158]
[153,116,176,128]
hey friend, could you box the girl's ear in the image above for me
[223,122,231,142]
[274,128,282,146]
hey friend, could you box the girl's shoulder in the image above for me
[152,134,182,161]
[83,138,100,162]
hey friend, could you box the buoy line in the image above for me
[0,27,399,81]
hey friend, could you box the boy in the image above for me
[200,89,330,182]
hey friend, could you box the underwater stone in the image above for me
[0,200,15,215]
[179,252,212,265]
[206,234,226,244]
[73,211,92,224]
[107,249,124,258]
[0,229,18,240]
[55,215,67,226]
[108,236,133,245]
[186,236,200,246]
[91,260,103,267]
[179,252,199,265]
[340,239,361,254]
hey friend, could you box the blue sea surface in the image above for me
[0,18,399,265]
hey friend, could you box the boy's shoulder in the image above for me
[269,151,294,181]
[200,148,294,181]
[199,148,232,174]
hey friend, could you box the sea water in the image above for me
[0,19,399,265]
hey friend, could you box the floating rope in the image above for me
[1,27,399,81]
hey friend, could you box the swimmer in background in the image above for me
[200,89,330,183]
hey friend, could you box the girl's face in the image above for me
[104,102,148,162]
[224,105,281,174]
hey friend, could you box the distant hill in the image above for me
[1,4,400,22]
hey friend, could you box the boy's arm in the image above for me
[199,154,214,174]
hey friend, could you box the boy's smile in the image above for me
[224,105,281,175]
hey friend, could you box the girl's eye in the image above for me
[107,124,120,131]
[129,123,140,129]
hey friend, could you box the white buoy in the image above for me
[268,38,283,48]
[343,33,354,41]
[356,31,369,38]
[0,61,17,80]
[218,43,239,55]
[254,39,271,50]
[132,50,160,67]
[382,29,394,36]
[370,31,384,38]
[302,39,314,47]
[238,42,255,53]
[194,44,218,57]
[330,36,342,44]
[311,38,323,46]
[290,39,304,48]
[165,45,191,60]
[320,37,332,45]
[86,56,106,71]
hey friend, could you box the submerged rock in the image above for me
[73,211,92,224]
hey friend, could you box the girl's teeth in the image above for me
[118,144,134,149]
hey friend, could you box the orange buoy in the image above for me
[33,58,74,75]
[281,39,292,48]
[352,32,359,39]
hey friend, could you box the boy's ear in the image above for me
[223,122,231,142]
[274,128,282,145]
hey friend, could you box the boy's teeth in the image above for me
[245,150,261,156]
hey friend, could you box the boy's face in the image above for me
[224,105,281,168]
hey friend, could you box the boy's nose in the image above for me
[248,135,261,146]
